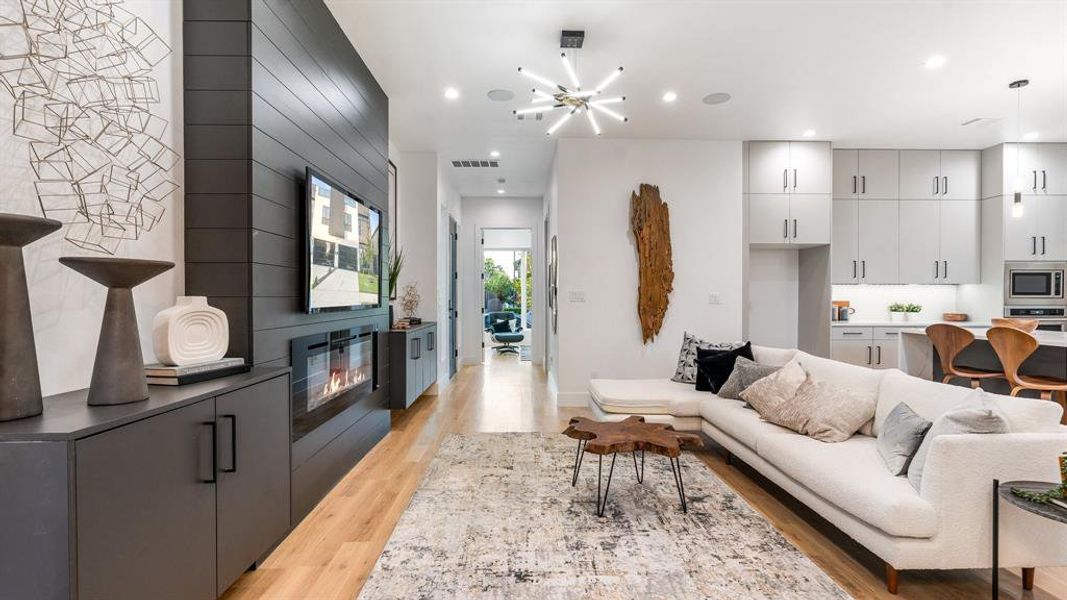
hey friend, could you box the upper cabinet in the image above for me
[749,193,830,246]
[749,141,831,195]
[1015,143,1067,195]
[832,150,899,199]
[899,150,980,200]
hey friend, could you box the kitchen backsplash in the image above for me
[831,285,961,323]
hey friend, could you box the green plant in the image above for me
[905,303,923,313]
[388,246,404,298]
[888,302,906,313]
[485,271,516,303]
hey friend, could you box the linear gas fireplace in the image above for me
[290,326,377,442]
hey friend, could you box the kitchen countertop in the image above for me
[832,321,988,328]
[898,327,1067,348]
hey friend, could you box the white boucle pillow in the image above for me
[740,357,806,415]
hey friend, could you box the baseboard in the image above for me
[556,391,590,407]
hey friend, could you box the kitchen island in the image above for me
[899,327,1067,394]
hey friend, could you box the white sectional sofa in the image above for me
[588,345,1067,593]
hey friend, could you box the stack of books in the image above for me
[145,357,249,386]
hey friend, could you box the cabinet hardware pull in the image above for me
[934,176,939,195]
[1042,236,1046,255]
[204,421,218,484]
[852,175,857,194]
[793,168,798,190]
[783,219,788,239]
[793,219,797,239]
[943,176,948,196]
[867,345,872,365]
[861,175,866,194]
[1032,236,1037,255]
[943,260,948,279]
[1042,170,1047,191]
[842,332,864,335]
[1033,170,1038,191]
[222,414,237,473]
[934,260,939,279]
[783,168,788,191]
[852,260,857,279]
[861,260,866,278]
[876,345,882,365]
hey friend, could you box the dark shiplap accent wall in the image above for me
[184,0,391,523]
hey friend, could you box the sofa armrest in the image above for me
[919,432,1067,567]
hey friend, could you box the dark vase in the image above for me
[59,257,174,406]
[0,213,62,421]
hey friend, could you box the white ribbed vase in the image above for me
[152,296,229,366]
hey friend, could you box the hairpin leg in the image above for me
[571,439,586,486]
[669,455,688,513]
[632,449,645,483]
[597,453,616,517]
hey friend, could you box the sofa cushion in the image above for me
[762,375,877,443]
[876,402,932,475]
[757,434,938,538]
[794,351,885,398]
[717,356,780,400]
[588,379,703,417]
[699,396,794,450]
[671,332,740,384]
[752,345,797,367]
[875,369,1063,436]
[695,342,753,392]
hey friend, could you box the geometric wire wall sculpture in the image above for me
[0,0,179,254]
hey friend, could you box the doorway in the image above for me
[449,217,458,378]
[481,228,533,364]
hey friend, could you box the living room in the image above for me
[1,1,1066,599]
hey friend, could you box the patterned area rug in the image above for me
[359,433,851,599]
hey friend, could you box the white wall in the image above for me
[545,153,560,393]
[831,284,961,322]
[748,249,799,348]
[436,171,461,382]
[460,196,545,366]
[0,1,183,396]
[553,138,744,405]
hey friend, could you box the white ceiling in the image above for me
[327,0,1067,198]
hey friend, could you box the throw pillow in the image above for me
[907,389,1009,491]
[670,332,739,384]
[876,402,932,475]
[695,342,753,393]
[761,375,878,443]
[739,357,807,415]
[717,356,780,400]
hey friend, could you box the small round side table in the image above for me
[993,479,1067,599]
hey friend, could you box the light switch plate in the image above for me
[568,290,586,303]
[708,292,721,305]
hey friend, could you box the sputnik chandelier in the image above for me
[513,30,626,136]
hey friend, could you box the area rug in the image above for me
[359,433,851,599]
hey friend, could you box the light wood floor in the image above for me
[224,352,1067,599]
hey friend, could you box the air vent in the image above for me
[450,159,501,168]
[516,113,544,121]
[960,117,1001,127]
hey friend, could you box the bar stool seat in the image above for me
[986,326,1067,422]
[925,324,1005,388]
[991,317,1040,333]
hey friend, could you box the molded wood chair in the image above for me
[991,317,1040,333]
[925,324,1005,388]
[986,327,1067,418]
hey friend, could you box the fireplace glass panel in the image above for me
[291,328,377,442]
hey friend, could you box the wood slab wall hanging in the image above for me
[630,184,674,344]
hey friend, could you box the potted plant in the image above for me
[888,302,907,322]
[388,247,404,326]
[904,303,923,321]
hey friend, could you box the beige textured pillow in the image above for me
[739,357,806,414]
[766,375,878,443]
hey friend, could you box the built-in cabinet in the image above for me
[984,144,1067,261]
[749,142,832,246]
[830,326,900,369]
[389,322,438,409]
[832,148,982,284]
[1015,143,1067,195]
[1003,195,1067,260]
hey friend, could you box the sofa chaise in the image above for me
[587,345,1067,594]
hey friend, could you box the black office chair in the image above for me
[484,311,524,354]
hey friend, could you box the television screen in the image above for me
[305,169,382,313]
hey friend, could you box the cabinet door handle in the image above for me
[876,345,882,365]
[861,175,866,194]
[934,176,939,195]
[221,414,237,473]
[934,260,939,279]
[1032,236,1038,255]
[1042,170,1047,191]
[783,168,788,191]
[783,219,788,239]
[1033,170,1038,191]
[428,331,435,351]
[1042,236,1046,255]
[793,219,797,239]
[793,168,798,190]
[942,176,948,196]
[943,260,948,279]
[842,331,865,336]
[852,175,857,194]
[867,345,872,365]
[852,260,857,279]
[861,260,866,278]
[203,421,218,484]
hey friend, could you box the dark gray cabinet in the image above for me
[0,368,291,600]
[389,323,438,409]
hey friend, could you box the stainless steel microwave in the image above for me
[1004,262,1065,306]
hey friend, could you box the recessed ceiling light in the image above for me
[444,87,460,100]
[802,129,816,138]
[1023,131,1040,141]
[702,92,731,105]
[490,150,501,158]
[661,90,678,103]
[486,89,514,102]
[924,55,946,69]
[497,189,505,195]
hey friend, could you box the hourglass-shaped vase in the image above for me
[0,213,62,421]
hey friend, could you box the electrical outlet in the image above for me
[708,292,721,305]
[568,290,586,303]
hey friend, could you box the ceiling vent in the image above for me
[516,112,544,121]
[451,159,501,168]
[960,117,1001,128]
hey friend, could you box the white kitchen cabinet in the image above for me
[899,151,941,200]
[939,200,981,283]
[749,193,830,246]
[898,200,941,283]
[831,200,859,283]
[749,194,791,244]
[939,151,981,200]
[831,327,900,369]
[1015,143,1067,195]
[872,339,898,369]
[833,150,899,199]
[830,339,874,367]
[1039,145,1067,195]
[832,150,858,198]
[857,200,900,284]
[1003,195,1067,260]
[749,141,830,195]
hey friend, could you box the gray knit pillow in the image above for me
[717,356,780,400]
[876,402,931,476]
[671,332,739,384]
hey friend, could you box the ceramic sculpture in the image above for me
[152,296,229,366]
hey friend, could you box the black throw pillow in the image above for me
[695,342,753,393]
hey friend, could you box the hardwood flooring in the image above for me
[224,352,1067,599]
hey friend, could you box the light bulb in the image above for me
[1012,192,1025,218]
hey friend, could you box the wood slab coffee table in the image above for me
[563,416,703,516]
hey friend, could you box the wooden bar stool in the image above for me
[986,327,1067,418]
[925,324,1005,388]
[991,317,1040,333]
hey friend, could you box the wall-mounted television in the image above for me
[304,168,382,313]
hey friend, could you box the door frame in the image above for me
[479,227,534,365]
[449,217,458,378]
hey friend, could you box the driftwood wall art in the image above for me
[630,183,674,344]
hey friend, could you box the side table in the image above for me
[993,479,1067,598]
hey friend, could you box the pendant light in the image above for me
[1010,79,1029,218]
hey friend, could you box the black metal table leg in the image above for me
[669,455,688,513]
[992,478,999,599]
[632,449,645,483]
[596,453,616,517]
[571,439,586,486]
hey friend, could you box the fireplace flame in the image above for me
[320,369,367,401]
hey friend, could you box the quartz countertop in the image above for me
[898,327,1067,348]
[832,321,988,328]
